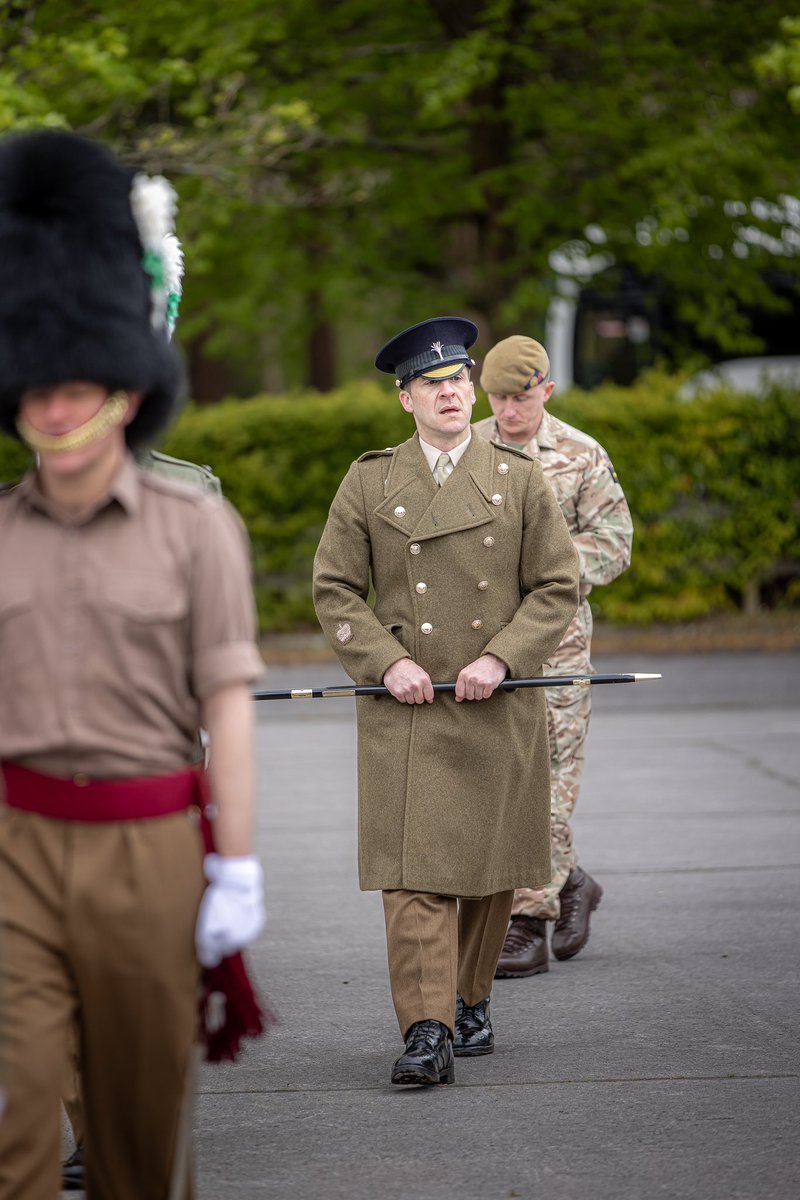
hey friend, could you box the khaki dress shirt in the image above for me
[0,455,263,779]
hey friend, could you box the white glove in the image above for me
[195,853,266,968]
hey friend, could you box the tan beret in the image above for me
[479,335,550,395]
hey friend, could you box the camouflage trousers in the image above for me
[511,599,593,921]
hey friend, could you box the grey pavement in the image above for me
[66,651,800,1198]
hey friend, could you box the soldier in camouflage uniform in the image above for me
[474,335,633,978]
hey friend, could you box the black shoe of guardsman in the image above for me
[391,1019,454,1086]
[453,994,494,1057]
[62,1144,85,1190]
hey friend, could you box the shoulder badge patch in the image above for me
[336,622,354,645]
[602,450,619,484]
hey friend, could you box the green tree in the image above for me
[0,0,797,393]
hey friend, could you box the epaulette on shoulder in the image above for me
[357,446,396,462]
[140,449,222,494]
[138,467,222,508]
[489,440,533,460]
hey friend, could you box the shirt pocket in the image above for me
[102,573,188,623]
[99,573,189,662]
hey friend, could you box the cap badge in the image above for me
[431,341,444,360]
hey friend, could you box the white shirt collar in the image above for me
[418,429,472,477]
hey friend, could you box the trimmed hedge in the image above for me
[2,373,799,628]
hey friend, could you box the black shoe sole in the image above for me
[391,1063,455,1086]
[453,1042,494,1057]
[551,887,603,960]
[494,959,549,979]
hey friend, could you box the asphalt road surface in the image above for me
[64,651,800,1199]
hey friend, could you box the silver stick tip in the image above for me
[633,673,662,681]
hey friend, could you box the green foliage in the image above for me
[0,1,797,389]
[2,375,798,628]
[0,435,33,480]
[551,375,800,622]
[755,15,800,113]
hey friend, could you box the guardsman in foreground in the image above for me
[475,336,633,977]
[60,452,223,1193]
[313,317,579,1086]
[0,130,265,1198]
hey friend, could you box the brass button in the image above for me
[394,505,406,518]
[415,582,428,594]
[421,622,433,634]
[478,580,489,591]
[471,619,483,630]
[73,773,90,787]
[498,462,509,474]
[410,543,421,555]
[483,536,495,547]
[491,494,503,506]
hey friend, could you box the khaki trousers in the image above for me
[382,889,514,1038]
[0,806,205,1200]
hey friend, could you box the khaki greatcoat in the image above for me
[313,431,579,897]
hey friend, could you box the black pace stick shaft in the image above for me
[252,673,661,701]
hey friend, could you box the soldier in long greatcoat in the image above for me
[313,317,579,1086]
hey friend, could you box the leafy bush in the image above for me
[2,373,798,628]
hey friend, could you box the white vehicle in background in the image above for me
[677,356,800,398]
[546,200,800,394]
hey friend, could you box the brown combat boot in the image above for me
[494,915,549,979]
[551,867,603,960]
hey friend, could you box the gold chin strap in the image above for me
[16,391,130,454]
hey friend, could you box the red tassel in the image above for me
[195,774,277,1062]
[199,952,277,1064]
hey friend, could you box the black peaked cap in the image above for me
[375,317,478,387]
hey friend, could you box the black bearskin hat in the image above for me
[0,130,185,448]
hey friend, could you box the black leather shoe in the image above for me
[62,1144,85,1191]
[391,1019,454,1086]
[453,994,494,1057]
[494,915,549,978]
[552,867,603,960]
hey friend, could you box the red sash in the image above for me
[0,761,199,820]
[0,760,275,1061]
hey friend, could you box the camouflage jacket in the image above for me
[474,410,632,597]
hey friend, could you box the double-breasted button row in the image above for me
[415,581,485,595]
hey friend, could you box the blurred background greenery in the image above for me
[1,1,798,632]
[2,377,798,629]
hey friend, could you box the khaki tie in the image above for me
[434,452,452,487]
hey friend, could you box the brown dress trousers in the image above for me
[382,888,515,1037]
[0,807,205,1200]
